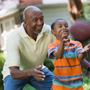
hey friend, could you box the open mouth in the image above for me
[63,31,68,33]
[36,27,42,31]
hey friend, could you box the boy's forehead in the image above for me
[56,20,67,24]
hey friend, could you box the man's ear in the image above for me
[23,19,27,25]
[51,29,55,35]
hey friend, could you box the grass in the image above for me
[23,84,36,90]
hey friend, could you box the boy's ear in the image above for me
[51,29,55,35]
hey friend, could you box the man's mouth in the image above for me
[36,26,42,31]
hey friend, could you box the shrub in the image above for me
[0,53,5,90]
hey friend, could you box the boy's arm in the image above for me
[53,42,64,59]
[53,33,69,59]
[78,43,90,61]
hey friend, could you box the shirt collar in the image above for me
[18,23,46,38]
[55,38,76,45]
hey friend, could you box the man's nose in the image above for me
[37,20,42,25]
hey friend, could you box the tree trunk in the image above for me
[67,0,84,23]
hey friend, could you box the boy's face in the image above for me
[52,20,69,40]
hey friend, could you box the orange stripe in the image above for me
[51,84,84,90]
[53,57,80,67]
[54,66,82,76]
[64,45,76,49]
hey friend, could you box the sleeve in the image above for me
[6,34,20,67]
[48,43,57,59]
[76,41,83,54]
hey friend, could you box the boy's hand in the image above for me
[59,31,69,43]
[79,43,90,54]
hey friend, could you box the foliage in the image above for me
[44,54,54,72]
[83,72,90,90]
[0,53,5,90]
[23,84,36,90]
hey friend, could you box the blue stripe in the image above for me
[68,81,83,85]
[75,42,79,45]
[64,44,74,48]
[58,74,83,79]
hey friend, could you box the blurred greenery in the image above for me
[0,52,5,90]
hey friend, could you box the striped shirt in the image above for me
[48,39,84,90]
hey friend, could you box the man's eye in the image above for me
[34,19,37,22]
[59,26,62,28]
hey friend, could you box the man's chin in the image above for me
[34,31,41,35]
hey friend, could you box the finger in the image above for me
[36,69,44,75]
[37,74,45,78]
[36,65,43,70]
[87,43,90,47]
[36,77,45,81]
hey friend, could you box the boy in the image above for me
[48,19,90,90]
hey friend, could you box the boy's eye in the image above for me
[65,25,68,28]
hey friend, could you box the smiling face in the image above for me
[23,7,44,36]
[51,19,69,40]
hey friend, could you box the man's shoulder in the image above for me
[42,23,51,33]
[7,27,21,42]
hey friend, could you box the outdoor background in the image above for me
[0,0,90,90]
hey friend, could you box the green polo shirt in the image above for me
[2,23,56,79]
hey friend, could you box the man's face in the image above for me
[24,9,44,35]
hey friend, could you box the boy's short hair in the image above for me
[51,19,66,29]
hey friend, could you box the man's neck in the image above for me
[24,26,37,41]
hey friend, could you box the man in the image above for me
[2,5,90,90]
[2,6,55,90]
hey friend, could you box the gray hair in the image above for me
[23,6,40,20]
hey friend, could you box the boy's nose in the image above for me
[62,26,66,29]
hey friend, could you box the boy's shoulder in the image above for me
[48,41,58,47]
[69,39,81,44]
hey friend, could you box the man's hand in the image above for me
[30,65,45,81]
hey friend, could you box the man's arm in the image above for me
[80,59,90,71]
[9,65,45,81]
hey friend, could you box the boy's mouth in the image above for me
[62,30,68,33]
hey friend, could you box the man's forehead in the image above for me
[25,6,41,12]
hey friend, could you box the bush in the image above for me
[44,54,54,72]
[0,53,5,90]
